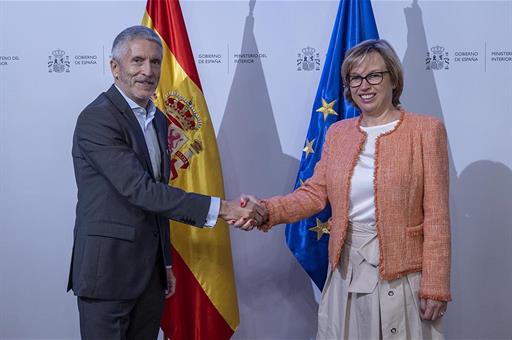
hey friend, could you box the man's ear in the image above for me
[110,59,119,80]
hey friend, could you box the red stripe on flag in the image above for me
[161,246,234,340]
[146,0,202,90]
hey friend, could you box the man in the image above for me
[67,26,264,339]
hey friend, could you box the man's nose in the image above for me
[141,60,152,75]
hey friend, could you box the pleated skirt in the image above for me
[317,231,444,340]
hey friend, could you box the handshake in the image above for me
[219,195,270,231]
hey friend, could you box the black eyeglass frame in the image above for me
[346,70,390,88]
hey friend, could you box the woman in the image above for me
[243,39,451,339]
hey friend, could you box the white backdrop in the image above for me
[1,1,511,339]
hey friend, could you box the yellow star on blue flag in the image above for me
[302,138,315,158]
[308,218,330,240]
[316,98,338,121]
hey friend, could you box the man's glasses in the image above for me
[347,71,390,88]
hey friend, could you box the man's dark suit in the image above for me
[68,85,211,335]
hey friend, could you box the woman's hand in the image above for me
[420,298,447,321]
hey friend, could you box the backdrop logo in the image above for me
[297,46,320,71]
[48,49,70,73]
[426,45,450,70]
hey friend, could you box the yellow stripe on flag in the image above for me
[143,12,240,331]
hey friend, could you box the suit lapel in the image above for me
[104,85,155,178]
[153,110,170,184]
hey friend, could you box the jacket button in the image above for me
[388,290,394,297]
[391,328,397,334]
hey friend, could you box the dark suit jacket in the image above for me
[67,85,211,300]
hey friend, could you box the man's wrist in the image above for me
[219,199,228,220]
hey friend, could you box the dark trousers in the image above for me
[77,263,165,340]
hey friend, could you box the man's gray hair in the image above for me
[111,25,162,61]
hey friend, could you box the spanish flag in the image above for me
[142,1,240,338]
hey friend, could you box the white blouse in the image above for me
[348,120,399,224]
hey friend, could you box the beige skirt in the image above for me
[317,224,444,340]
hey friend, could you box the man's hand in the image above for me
[165,267,176,299]
[219,196,267,231]
[420,298,447,321]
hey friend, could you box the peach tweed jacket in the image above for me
[263,111,451,301]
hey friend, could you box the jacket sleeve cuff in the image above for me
[418,291,452,302]
[261,199,278,228]
[204,197,220,227]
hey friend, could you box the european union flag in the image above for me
[285,0,379,291]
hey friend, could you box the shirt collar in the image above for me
[115,84,157,119]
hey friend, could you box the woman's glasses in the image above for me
[347,71,390,88]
